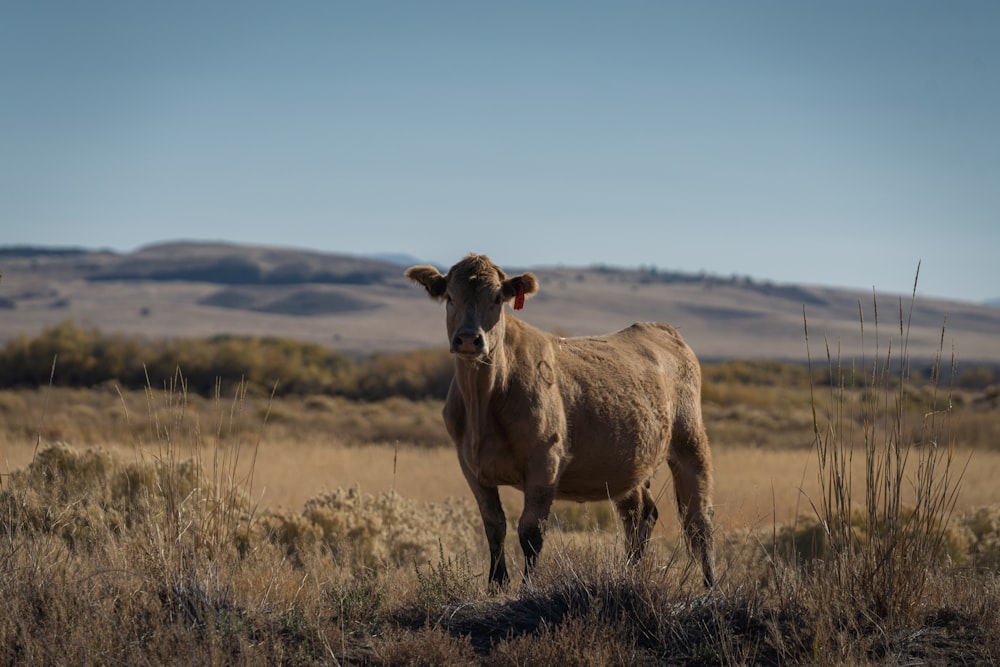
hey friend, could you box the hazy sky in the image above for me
[2,2,998,302]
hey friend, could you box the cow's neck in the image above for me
[454,341,508,418]
[453,322,514,472]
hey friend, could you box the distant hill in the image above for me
[0,246,95,258]
[364,252,427,267]
[1,241,998,363]
[87,242,402,286]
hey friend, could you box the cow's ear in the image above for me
[502,272,539,308]
[405,265,448,299]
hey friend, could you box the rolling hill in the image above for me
[1,241,998,364]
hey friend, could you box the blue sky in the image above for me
[2,2,998,302]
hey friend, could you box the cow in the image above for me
[405,254,715,588]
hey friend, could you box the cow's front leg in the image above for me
[468,482,509,589]
[518,440,562,580]
[518,483,556,579]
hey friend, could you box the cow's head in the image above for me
[406,254,538,358]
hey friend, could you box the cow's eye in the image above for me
[494,295,502,305]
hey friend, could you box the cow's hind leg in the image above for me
[668,430,716,587]
[614,482,659,562]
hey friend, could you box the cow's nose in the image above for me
[452,332,485,354]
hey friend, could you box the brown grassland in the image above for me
[2,312,1000,664]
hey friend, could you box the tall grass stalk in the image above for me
[126,366,270,571]
[804,265,967,621]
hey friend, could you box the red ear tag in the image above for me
[513,283,525,310]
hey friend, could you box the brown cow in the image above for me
[406,254,715,588]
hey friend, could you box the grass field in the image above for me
[3,385,997,530]
[2,346,999,663]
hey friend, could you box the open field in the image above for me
[1,304,999,663]
[3,377,1000,664]
[5,423,1000,543]
[3,379,998,536]
[3,385,998,532]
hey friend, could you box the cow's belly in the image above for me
[556,453,662,501]
[556,409,670,501]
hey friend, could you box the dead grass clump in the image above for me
[1,443,215,550]
[258,486,483,571]
[960,505,1000,571]
[369,623,479,665]
[771,509,975,570]
[762,561,1000,666]
[485,610,645,666]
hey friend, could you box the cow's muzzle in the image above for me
[451,331,486,356]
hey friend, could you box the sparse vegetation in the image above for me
[2,320,997,409]
[3,422,999,664]
[1,285,999,664]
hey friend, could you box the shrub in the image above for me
[0,443,246,555]
[0,321,455,400]
[258,486,482,571]
[960,505,1000,571]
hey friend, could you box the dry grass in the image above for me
[2,310,1000,663]
[3,425,998,665]
[3,387,997,532]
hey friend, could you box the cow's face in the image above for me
[406,254,538,358]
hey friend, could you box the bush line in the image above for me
[4,321,996,400]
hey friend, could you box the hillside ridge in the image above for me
[1,242,997,362]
